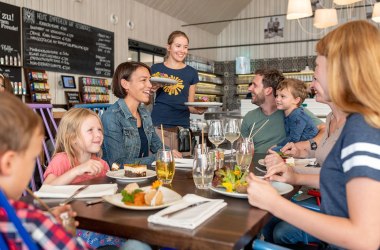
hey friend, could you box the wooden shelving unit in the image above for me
[79,77,110,103]
[24,68,51,103]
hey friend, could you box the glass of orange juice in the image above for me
[155,149,175,184]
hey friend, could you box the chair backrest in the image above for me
[26,103,58,191]
[74,103,111,117]
[0,189,39,250]
[252,239,291,250]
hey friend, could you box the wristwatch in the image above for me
[309,139,318,150]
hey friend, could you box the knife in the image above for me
[59,185,90,206]
[161,200,210,218]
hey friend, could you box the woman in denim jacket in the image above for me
[101,62,182,166]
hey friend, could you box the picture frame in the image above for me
[61,75,76,89]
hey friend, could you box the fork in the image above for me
[59,185,90,206]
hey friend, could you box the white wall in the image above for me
[1,0,217,104]
[216,0,372,61]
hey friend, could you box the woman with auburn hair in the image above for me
[247,20,380,249]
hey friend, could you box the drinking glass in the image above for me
[192,146,214,189]
[155,149,175,184]
[208,120,225,149]
[224,118,241,163]
[236,138,254,173]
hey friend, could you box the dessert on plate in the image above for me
[124,164,147,177]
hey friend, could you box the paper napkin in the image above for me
[148,194,226,230]
[34,184,118,198]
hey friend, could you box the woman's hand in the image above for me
[280,142,301,157]
[76,159,103,176]
[172,149,183,158]
[264,160,298,185]
[247,173,280,211]
[51,204,79,227]
[264,150,284,167]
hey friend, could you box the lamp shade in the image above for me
[372,3,380,23]
[314,9,338,29]
[333,0,361,5]
[287,0,313,20]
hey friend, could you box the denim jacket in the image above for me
[101,99,166,166]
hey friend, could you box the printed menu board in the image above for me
[22,8,114,77]
[0,2,22,67]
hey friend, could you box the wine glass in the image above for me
[236,137,254,173]
[224,118,241,164]
[208,120,225,149]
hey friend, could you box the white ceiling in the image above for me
[134,0,252,34]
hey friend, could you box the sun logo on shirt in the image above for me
[163,76,184,95]
[151,72,184,95]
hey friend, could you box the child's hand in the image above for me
[51,204,79,227]
[76,159,104,176]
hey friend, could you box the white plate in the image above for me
[106,169,156,182]
[258,159,266,166]
[210,181,294,198]
[258,158,316,167]
[103,186,182,210]
[184,102,223,108]
[150,77,177,85]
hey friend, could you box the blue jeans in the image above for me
[262,217,321,245]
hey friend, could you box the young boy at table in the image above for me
[272,78,318,151]
[0,92,89,249]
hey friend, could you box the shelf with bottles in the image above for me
[79,77,110,104]
[185,54,215,73]
[196,82,223,96]
[0,53,22,67]
[24,68,52,103]
[236,71,314,84]
[195,94,222,103]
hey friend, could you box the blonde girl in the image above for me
[44,108,109,185]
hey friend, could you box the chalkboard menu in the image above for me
[65,91,82,107]
[0,2,22,67]
[22,8,114,77]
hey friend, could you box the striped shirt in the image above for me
[321,113,380,218]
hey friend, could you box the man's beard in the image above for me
[251,93,265,106]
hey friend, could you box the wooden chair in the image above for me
[26,103,58,191]
[0,189,39,250]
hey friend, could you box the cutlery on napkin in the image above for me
[147,194,226,230]
[34,184,117,199]
[60,185,90,205]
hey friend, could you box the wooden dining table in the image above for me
[69,153,297,250]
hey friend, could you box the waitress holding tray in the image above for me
[151,30,206,151]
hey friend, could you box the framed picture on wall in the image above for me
[264,16,284,39]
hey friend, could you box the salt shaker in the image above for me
[60,212,76,235]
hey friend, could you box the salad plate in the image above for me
[210,181,294,198]
[103,186,182,210]
[106,169,156,182]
